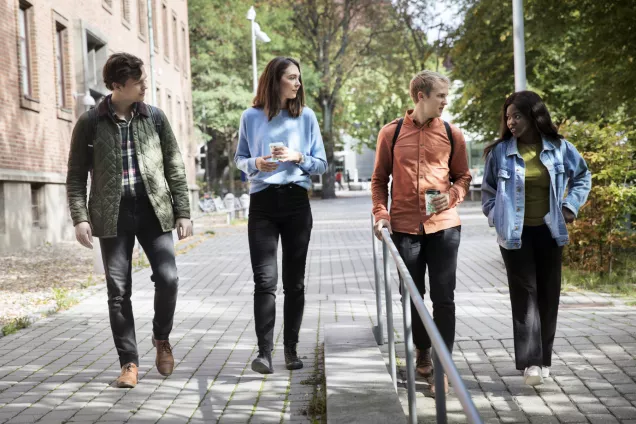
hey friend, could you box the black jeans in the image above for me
[248,184,313,351]
[392,226,461,353]
[500,225,563,370]
[99,196,179,367]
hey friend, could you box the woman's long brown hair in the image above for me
[252,57,305,121]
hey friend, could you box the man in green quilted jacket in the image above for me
[66,53,192,388]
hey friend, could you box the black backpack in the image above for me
[86,103,162,170]
[389,118,456,192]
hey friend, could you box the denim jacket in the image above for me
[482,138,592,250]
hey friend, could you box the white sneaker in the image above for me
[542,367,550,379]
[524,366,544,386]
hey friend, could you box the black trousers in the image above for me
[392,226,461,353]
[99,196,179,367]
[248,184,312,351]
[500,225,563,370]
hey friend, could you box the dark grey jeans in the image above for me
[99,196,178,367]
[392,226,461,353]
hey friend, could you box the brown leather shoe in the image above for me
[152,337,174,376]
[416,348,433,377]
[116,363,138,388]
[428,373,449,398]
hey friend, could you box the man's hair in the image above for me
[103,52,144,91]
[409,70,450,104]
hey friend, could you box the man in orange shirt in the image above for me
[371,70,471,396]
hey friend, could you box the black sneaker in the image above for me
[284,344,303,370]
[251,348,273,374]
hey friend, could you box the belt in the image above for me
[269,183,297,189]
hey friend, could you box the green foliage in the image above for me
[448,0,635,141]
[52,288,78,312]
[2,317,31,336]
[562,121,636,274]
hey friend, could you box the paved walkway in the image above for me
[0,194,635,424]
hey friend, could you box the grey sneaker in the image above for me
[284,344,303,370]
[251,349,273,374]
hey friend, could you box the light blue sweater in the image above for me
[235,107,328,194]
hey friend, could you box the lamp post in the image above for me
[512,0,527,91]
[246,6,271,95]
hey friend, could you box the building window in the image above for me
[185,102,190,137]
[55,23,68,109]
[86,32,107,88]
[102,0,113,13]
[122,0,131,24]
[176,98,182,141]
[0,183,5,234]
[18,3,32,97]
[31,184,44,229]
[172,13,179,70]
[152,0,159,52]
[166,91,172,123]
[156,86,161,108]
[137,0,147,39]
[162,3,169,62]
[181,24,187,77]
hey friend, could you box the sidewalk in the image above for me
[0,195,634,424]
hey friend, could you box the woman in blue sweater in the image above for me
[235,57,327,374]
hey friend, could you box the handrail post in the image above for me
[401,277,417,424]
[382,241,396,392]
[434,349,448,424]
[371,214,384,345]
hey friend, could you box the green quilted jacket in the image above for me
[66,99,191,238]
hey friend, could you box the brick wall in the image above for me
[0,0,196,184]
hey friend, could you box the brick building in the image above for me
[0,0,197,253]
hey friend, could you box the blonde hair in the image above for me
[409,70,450,104]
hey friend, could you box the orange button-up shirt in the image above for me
[371,111,472,235]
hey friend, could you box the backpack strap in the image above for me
[389,118,404,196]
[87,107,98,171]
[147,104,163,135]
[443,121,456,183]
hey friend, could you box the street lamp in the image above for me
[512,0,527,91]
[246,6,271,95]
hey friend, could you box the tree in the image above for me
[189,0,297,193]
[447,0,636,140]
[290,0,398,198]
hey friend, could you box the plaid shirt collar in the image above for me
[107,95,138,122]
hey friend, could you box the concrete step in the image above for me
[325,323,406,424]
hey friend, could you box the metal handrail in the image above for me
[371,214,482,424]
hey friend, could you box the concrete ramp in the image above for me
[325,323,406,424]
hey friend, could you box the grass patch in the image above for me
[52,287,78,312]
[299,343,326,423]
[2,316,31,336]
[625,300,636,307]
[231,218,249,226]
[562,266,636,297]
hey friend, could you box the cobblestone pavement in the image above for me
[0,193,634,424]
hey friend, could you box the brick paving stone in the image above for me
[1,195,636,424]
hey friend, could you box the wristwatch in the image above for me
[298,153,305,164]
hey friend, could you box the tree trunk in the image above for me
[321,99,336,199]
[227,134,238,195]
[205,137,217,194]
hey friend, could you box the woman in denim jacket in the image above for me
[482,91,591,386]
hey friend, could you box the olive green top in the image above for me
[519,142,550,226]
